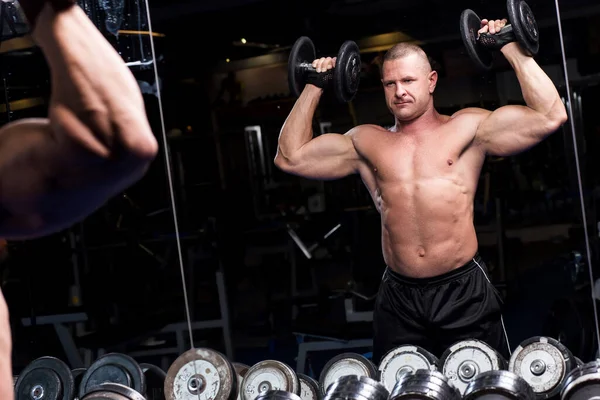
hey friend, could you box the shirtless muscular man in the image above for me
[275,18,567,363]
[0,0,158,397]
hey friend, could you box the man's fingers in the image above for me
[489,19,497,34]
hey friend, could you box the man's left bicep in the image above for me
[475,105,559,157]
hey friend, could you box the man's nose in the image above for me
[395,84,407,98]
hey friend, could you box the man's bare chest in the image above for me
[358,137,470,183]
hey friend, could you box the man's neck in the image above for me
[394,105,444,135]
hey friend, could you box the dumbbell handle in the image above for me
[477,24,516,44]
[300,62,335,89]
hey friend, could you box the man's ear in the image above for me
[429,70,438,94]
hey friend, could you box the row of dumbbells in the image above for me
[232,336,595,400]
[13,353,166,400]
[12,335,600,399]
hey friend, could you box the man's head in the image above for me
[380,43,438,122]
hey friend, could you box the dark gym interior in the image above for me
[3,0,600,399]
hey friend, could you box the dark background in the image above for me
[2,0,600,383]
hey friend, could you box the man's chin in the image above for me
[395,112,416,122]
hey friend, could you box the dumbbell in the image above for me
[389,370,461,400]
[460,0,539,70]
[439,338,507,396]
[78,353,146,399]
[288,36,361,103]
[463,370,535,400]
[14,357,75,400]
[319,353,376,396]
[165,348,239,400]
[509,336,577,399]
[324,375,388,400]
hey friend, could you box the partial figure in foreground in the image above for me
[275,17,567,363]
[0,1,159,398]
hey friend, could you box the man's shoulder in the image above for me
[450,107,491,121]
[345,124,389,137]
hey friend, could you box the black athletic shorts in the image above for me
[372,253,510,364]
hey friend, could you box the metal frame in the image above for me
[127,270,233,361]
[21,313,89,369]
[293,296,374,373]
[20,269,232,370]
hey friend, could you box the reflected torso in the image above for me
[352,114,486,278]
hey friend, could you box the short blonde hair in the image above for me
[382,43,434,73]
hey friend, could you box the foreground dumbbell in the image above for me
[460,0,539,70]
[14,357,75,400]
[298,373,320,400]
[256,390,302,400]
[80,382,145,400]
[463,370,535,400]
[377,344,439,392]
[389,370,461,400]
[440,339,507,396]
[319,353,377,395]
[324,375,388,400]
[288,36,361,103]
[79,353,146,399]
[241,360,299,400]
[165,348,238,400]
[509,336,577,399]
[561,359,600,399]
[139,363,166,400]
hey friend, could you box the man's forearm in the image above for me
[502,43,567,122]
[277,85,322,162]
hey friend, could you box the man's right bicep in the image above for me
[276,132,360,180]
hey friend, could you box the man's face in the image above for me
[381,54,437,122]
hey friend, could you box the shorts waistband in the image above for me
[384,252,484,287]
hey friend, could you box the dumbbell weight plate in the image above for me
[324,375,389,400]
[233,363,250,400]
[140,363,166,400]
[256,390,302,400]
[233,363,250,379]
[319,353,377,395]
[507,0,539,56]
[72,368,87,397]
[333,40,361,103]
[288,36,316,98]
[509,336,576,398]
[440,339,507,396]
[389,370,461,400]
[165,347,238,400]
[378,344,439,392]
[463,370,535,400]
[241,360,299,400]
[80,382,146,400]
[561,360,600,400]
[78,353,145,398]
[460,9,494,71]
[15,357,75,400]
[298,373,320,400]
